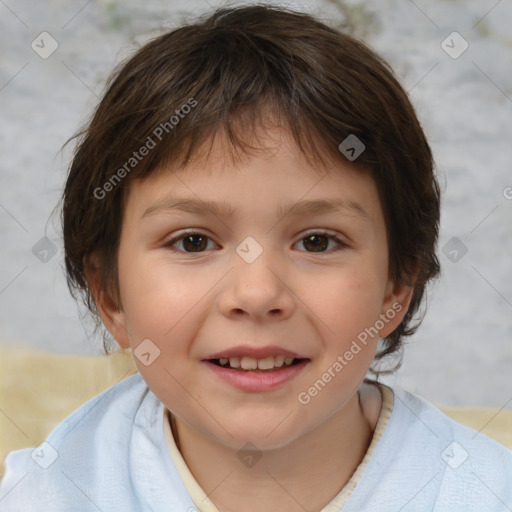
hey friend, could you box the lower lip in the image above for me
[203,360,309,392]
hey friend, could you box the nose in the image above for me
[217,248,296,321]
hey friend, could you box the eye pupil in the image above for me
[304,235,328,252]
[183,235,207,252]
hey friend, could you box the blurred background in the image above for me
[0,0,511,408]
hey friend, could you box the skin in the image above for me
[89,126,414,511]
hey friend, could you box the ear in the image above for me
[84,254,131,348]
[378,272,416,339]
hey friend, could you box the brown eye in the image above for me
[182,235,208,252]
[303,234,329,252]
[164,233,215,253]
[296,232,346,253]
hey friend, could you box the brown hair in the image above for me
[61,4,440,366]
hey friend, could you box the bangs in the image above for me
[143,99,342,180]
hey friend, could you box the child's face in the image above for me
[102,128,410,449]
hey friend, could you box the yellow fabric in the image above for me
[0,347,137,478]
[437,405,512,449]
[1,347,511,481]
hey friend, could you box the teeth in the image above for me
[274,355,285,367]
[240,356,258,370]
[257,357,274,370]
[228,356,240,368]
[215,355,300,371]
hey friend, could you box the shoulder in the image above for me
[26,372,154,451]
[1,372,148,472]
[399,388,512,507]
[0,373,191,511]
[346,386,512,511]
[393,387,512,456]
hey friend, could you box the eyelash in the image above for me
[162,230,348,254]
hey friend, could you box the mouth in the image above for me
[208,356,309,373]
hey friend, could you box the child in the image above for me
[1,4,511,511]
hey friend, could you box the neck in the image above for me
[170,385,379,512]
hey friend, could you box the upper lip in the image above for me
[203,345,307,360]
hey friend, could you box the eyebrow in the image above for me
[141,197,370,221]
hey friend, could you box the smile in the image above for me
[211,355,305,372]
[204,358,310,392]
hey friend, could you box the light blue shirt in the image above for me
[1,373,511,511]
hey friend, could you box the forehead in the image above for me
[122,126,382,230]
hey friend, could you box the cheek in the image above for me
[118,253,206,338]
[297,273,382,412]
[117,256,204,398]
[306,266,386,337]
